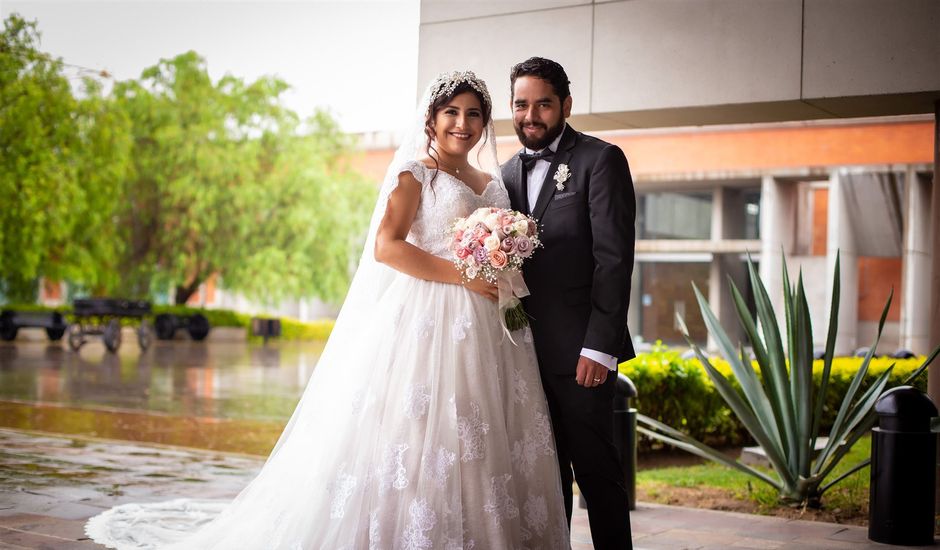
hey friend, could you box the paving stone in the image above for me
[0,516,88,541]
[4,428,939,549]
[0,527,98,549]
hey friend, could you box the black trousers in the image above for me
[541,372,633,550]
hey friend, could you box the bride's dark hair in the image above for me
[423,81,492,187]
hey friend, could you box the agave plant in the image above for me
[637,252,940,506]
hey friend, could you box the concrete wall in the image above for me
[418,0,940,132]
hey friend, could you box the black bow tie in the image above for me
[520,150,555,171]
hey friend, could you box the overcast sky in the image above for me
[3,0,420,133]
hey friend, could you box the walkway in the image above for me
[0,429,934,549]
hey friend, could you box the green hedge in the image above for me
[620,341,929,450]
[277,317,334,341]
[150,305,250,328]
[1,302,336,338]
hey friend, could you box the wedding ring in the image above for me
[592,377,601,382]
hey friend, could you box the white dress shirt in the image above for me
[524,134,619,372]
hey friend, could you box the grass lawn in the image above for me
[637,435,872,525]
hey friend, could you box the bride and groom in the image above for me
[86,57,636,550]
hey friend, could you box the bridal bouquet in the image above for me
[449,207,541,333]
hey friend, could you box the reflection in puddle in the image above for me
[0,340,325,420]
[0,339,326,455]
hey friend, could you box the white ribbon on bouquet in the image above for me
[497,270,530,345]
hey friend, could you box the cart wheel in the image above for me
[137,321,153,350]
[0,312,16,341]
[67,323,85,351]
[104,319,122,353]
[46,327,66,341]
[187,314,210,341]
[154,314,177,340]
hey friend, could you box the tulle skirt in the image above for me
[86,274,570,549]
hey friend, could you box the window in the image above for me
[637,191,712,240]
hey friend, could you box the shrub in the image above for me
[277,317,335,341]
[151,305,250,329]
[620,342,929,450]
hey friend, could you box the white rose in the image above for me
[483,234,501,251]
[513,220,529,234]
[484,213,500,229]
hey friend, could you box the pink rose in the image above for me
[456,247,471,259]
[472,223,488,241]
[499,214,515,227]
[489,250,508,268]
[515,236,533,258]
[501,224,516,236]
[527,220,537,236]
[466,240,478,251]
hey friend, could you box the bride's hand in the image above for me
[463,277,498,302]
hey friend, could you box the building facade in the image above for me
[411,0,940,355]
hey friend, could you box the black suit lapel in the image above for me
[504,153,527,214]
[532,124,577,221]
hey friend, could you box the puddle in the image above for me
[0,340,325,421]
[0,339,326,455]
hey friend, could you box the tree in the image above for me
[113,51,374,304]
[0,14,129,301]
[0,14,79,301]
[216,111,376,304]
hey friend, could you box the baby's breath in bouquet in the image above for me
[449,207,541,334]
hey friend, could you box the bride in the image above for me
[86,71,571,549]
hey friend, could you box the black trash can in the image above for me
[613,373,638,510]
[868,385,938,546]
[251,317,282,344]
[578,372,638,511]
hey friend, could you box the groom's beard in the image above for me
[514,117,565,151]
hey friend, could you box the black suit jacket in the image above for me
[502,124,636,375]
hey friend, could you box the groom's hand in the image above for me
[576,356,608,388]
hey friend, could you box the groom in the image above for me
[501,57,635,549]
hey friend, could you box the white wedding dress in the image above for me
[85,159,571,549]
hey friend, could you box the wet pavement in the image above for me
[1,340,937,549]
[1,428,932,550]
[0,339,324,422]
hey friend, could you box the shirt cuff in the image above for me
[580,348,618,371]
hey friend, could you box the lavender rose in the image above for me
[500,237,516,253]
[515,235,533,258]
[473,246,489,265]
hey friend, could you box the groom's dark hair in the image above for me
[510,57,571,101]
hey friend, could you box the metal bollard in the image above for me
[250,317,282,345]
[578,372,638,511]
[613,372,638,510]
[868,385,938,546]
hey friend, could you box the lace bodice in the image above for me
[398,160,510,259]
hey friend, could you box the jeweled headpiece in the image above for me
[427,70,492,112]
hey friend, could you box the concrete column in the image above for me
[628,266,642,347]
[929,101,940,422]
[299,299,309,323]
[899,166,932,354]
[826,172,858,356]
[759,176,795,335]
[708,188,725,351]
[708,188,748,351]
[930,100,940,515]
[707,259,723,352]
[708,254,748,351]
